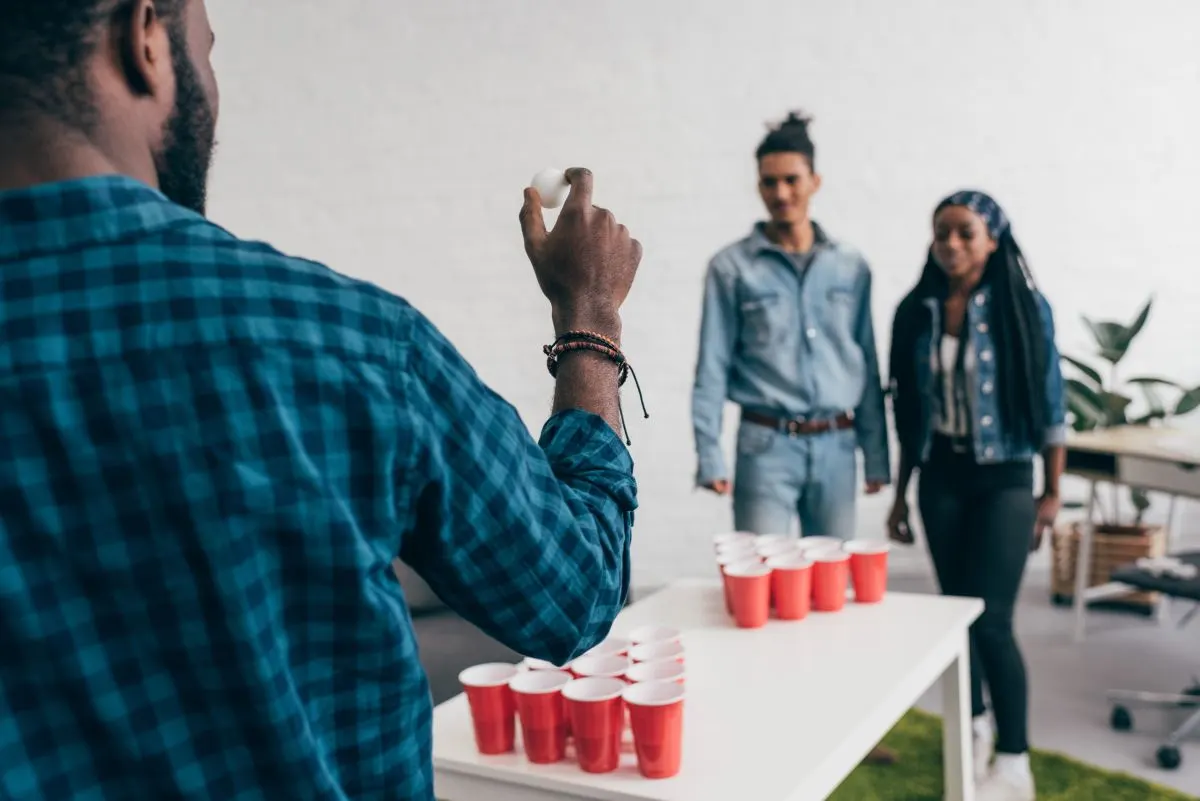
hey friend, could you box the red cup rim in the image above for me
[814,551,851,564]
[509,669,572,694]
[562,677,627,702]
[757,540,802,556]
[713,532,756,548]
[521,657,565,671]
[623,679,686,707]
[754,534,789,546]
[716,540,758,556]
[724,561,772,578]
[766,554,813,570]
[459,662,520,688]
[628,625,682,645]
[629,641,685,661]
[581,637,630,658]
[570,654,631,678]
[717,550,760,567]
[844,541,891,555]
[626,661,686,682]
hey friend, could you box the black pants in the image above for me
[918,435,1034,755]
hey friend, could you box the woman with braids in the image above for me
[886,191,1066,801]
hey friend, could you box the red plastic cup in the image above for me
[724,560,772,628]
[509,670,572,764]
[628,625,682,646]
[756,539,802,560]
[713,532,757,551]
[754,534,790,550]
[812,551,851,612]
[716,542,759,563]
[717,551,758,613]
[767,554,813,620]
[581,637,631,659]
[459,663,519,755]
[626,660,686,685]
[624,680,686,779]
[563,678,627,773]
[796,536,843,557]
[569,654,631,681]
[629,641,685,664]
[522,657,563,671]
[845,540,890,603]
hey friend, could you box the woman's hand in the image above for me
[887,497,915,545]
[1033,493,1061,552]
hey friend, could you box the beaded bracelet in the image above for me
[543,331,648,445]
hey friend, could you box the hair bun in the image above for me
[771,110,813,132]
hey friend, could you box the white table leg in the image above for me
[942,631,974,801]
[1072,481,1099,643]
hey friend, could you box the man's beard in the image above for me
[154,35,215,215]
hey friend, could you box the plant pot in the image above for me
[1050,522,1165,611]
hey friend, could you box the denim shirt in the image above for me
[692,223,890,484]
[889,284,1067,465]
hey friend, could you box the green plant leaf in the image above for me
[1081,316,1128,363]
[1130,410,1169,425]
[1066,380,1107,430]
[1130,487,1152,512]
[1118,297,1153,351]
[1060,354,1104,390]
[1176,385,1200,417]
[1125,376,1181,390]
[1102,392,1133,426]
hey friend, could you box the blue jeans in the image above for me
[731,422,859,539]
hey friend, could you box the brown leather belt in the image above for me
[742,409,855,436]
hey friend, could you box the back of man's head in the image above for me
[0,0,218,215]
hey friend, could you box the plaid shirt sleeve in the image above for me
[397,310,637,667]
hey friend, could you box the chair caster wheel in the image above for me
[1156,745,1182,770]
[1111,705,1134,732]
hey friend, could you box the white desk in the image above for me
[433,579,983,801]
[1064,426,1200,642]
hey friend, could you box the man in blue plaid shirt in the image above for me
[0,2,642,799]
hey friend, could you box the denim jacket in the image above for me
[889,284,1067,465]
[692,223,890,484]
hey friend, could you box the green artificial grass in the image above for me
[829,708,1198,801]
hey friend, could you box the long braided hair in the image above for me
[908,191,1048,447]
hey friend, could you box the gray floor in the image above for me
[890,560,1200,798]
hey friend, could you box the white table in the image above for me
[433,579,983,801]
[1064,426,1200,642]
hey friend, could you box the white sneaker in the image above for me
[976,753,1036,801]
[972,715,994,783]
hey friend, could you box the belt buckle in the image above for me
[785,419,803,436]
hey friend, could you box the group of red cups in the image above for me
[715,532,890,628]
[458,625,686,780]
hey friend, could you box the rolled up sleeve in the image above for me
[1037,293,1068,448]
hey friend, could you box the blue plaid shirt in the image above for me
[0,176,637,800]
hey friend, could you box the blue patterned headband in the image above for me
[935,190,1010,240]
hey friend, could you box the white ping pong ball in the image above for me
[530,168,570,209]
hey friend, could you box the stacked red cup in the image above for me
[508,669,572,763]
[458,663,520,755]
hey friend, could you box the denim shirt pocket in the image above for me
[826,285,857,334]
[739,293,782,349]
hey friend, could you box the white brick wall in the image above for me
[206,0,1200,586]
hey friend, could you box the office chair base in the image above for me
[1106,690,1200,771]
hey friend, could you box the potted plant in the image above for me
[1052,296,1200,606]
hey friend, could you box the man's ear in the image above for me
[114,0,174,99]
[811,172,823,194]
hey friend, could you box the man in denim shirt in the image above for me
[692,112,890,539]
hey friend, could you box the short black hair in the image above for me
[755,110,816,169]
[0,0,184,129]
